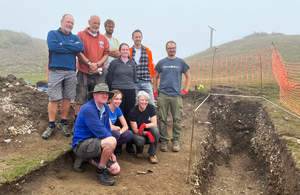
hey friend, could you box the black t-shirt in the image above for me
[128,104,156,129]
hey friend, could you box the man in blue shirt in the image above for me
[72,83,119,186]
[153,41,191,153]
[42,14,83,140]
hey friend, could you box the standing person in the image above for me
[129,29,155,106]
[42,14,83,140]
[106,43,136,122]
[72,83,120,186]
[103,19,120,76]
[75,15,110,121]
[153,41,191,152]
[128,91,159,164]
[108,90,133,156]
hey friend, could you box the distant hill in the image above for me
[0,30,48,75]
[184,32,300,63]
[1,31,299,77]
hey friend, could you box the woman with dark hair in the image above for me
[106,43,137,123]
[108,90,133,156]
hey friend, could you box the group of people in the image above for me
[42,14,191,186]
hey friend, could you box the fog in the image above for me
[1,0,299,62]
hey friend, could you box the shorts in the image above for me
[73,138,116,167]
[48,69,76,101]
[75,71,105,104]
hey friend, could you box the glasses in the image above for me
[106,26,115,29]
[167,47,176,50]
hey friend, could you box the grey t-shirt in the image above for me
[155,57,190,97]
[104,36,119,74]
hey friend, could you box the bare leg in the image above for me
[75,104,83,115]
[99,137,116,166]
[48,101,59,121]
[60,98,70,119]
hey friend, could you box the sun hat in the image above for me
[88,83,114,100]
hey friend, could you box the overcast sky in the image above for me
[1,0,299,62]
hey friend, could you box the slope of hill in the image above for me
[0,30,48,75]
[184,33,300,63]
[0,31,299,77]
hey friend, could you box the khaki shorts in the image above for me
[73,138,116,167]
[75,71,105,104]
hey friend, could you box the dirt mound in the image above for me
[0,74,74,186]
[0,74,48,140]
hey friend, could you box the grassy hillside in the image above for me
[0,30,48,79]
[185,32,300,63]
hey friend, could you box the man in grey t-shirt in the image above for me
[104,19,120,76]
[153,40,191,153]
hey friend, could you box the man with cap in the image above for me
[72,83,120,186]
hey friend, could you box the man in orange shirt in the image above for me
[129,29,155,106]
[75,15,109,121]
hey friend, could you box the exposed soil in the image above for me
[0,77,300,195]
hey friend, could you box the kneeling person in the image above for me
[128,91,159,164]
[72,83,120,186]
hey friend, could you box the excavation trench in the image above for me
[194,92,300,195]
[1,85,300,194]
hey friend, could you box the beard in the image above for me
[168,52,175,57]
[90,27,99,34]
[106,30,113,35]
[61,25,72,34]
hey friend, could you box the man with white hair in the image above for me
[42,14,83,140]
[75,15,110,122]
[73,83,120,186]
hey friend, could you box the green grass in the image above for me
[0,73,47,83]
[0,144,71,183]
[284,137,300,169]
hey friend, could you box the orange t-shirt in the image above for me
[77,27,109,75]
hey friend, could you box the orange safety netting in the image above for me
[185,47,300,116]
[187,48,274,86]
[271,47,300,116]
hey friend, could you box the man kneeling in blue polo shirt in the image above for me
[72,83,119,186]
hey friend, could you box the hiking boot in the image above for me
[173,142,180,152]
[125,142,135,155]
[149,155,158,164]
[114,145,122,156]
[94,167,115,186]
[58,122,70,137]
[74,156,89,173]
[136,153,143,158]
[160,142,168,152]
[41,124,55,140]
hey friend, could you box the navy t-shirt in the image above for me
[128,104,156,129]
[155,57,190,97]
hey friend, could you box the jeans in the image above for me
[157,92,182,143]
[131,126,159,155]
[134,81,155,106]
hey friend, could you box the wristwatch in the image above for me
[87,61,91,66]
